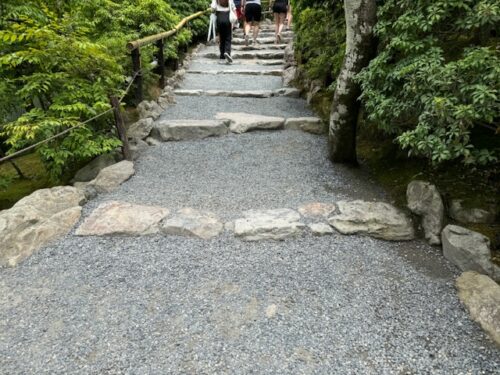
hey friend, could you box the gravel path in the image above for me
[1,29,499,374]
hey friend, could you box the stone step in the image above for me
[190,58,284,67]
[233,37,292,45]
[198,50,285,60]
[215,112,284,134]
[234,31,294,38]
[232,44,287,51]
[186,69,283,76]
[173,88,300,99]
[151,119,228,141]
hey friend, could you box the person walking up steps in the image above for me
[211,0,236,64]
[271,0,288,43]
[242,0,262,46]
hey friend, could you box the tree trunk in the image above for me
[328,0,377,164]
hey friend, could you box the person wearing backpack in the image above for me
[241,0,262,46]
[270,0,288,43]
[211,0,237,64]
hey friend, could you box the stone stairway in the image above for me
[1,21,499,374]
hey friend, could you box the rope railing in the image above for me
[0,70,142,165]
[0,7,211,165]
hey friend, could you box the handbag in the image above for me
[229,2,238,24]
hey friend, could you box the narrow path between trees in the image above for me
[1,25,498,374]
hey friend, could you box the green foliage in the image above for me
[358,0,500,165]
[292,0,345,87]
[0,0,209,179]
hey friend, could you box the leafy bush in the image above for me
[358,0,500,165]
[292,0,345,88]
[0,0,210,179]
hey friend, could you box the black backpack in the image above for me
[218,0,229,7]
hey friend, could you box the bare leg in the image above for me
[244,21,251,45]
[278,13,286,36]
[274,13,279,41]
[253,22,260,43]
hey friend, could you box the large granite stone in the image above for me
[215,112,285,134]
[127,118,154,140]
[87,160,134,193]
[234,209,305,241]
[161,208,223,240]
[76,201,169,236]
[441,225,497,279]
[328,200,415,241]
[151,120,228,141]
[449,200,496,224]
[456,271,500,346]
[407,180,444,245]
[285,117,324,135]
[0,186,85,267]
[71,153,120,183]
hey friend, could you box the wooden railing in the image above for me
[126,8,211,104]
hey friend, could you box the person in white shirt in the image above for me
[211,0,236,63]
[241,0,262,46]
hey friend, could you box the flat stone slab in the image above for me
[187,70,283,76]
[285,117,324,134]
[161,208,223,240]
[174,88,300,99]
[215,112,285,134]
[234,209,305,241]
[0,186,85,267]
[87,160,135,194]
[308,223,334,236]
[232,44,287,51]
[233,37,292,45]
[199,51,285,60]
[151,119,228,141]
[328,200,415,241]
[456,271,500,346]
[76,201,169,236]
[298,202,337,218]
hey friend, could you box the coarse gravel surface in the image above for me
[181,73,283,91]
[1,32,499,374]
[159,96,314,121]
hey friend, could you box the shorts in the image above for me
[272,4,287,14]
[245,3,262,23]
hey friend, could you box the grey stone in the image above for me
[173,89,203,96]
[76,201,169,236]
[283,66,297,87]
[158,94,175,109]
[285,117,324,134]
[328,200,415,241]
[308,223,334,236]
[0,186,85,267]
[234,209,305,241]
[71,152,121,183]
[137,100,163,120]
[127,118,154,140]
[233,36,292,45]
[151,119,228,141]
[456,271,500,346]
[87,160,135,194]
[161,208,223,239]
[276,88,301,98]
[449,200,496,224]
[441,225,496,279]
[215,112,285,134]
[129,138,149,160]
[145,137,162,146]
[407,180,444,245]
[284,43,295,68]
[298,202,337,218]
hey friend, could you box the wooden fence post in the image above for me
[110,97,132,161]
[131,48,143,104]
[156,39,166,89]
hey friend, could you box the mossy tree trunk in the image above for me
[328,0,377,164]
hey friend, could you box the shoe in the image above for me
[224,53,233,64]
